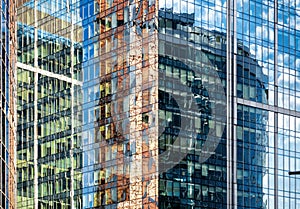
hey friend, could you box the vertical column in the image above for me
[232,0,237,208]
[128,20,143,208]
[33,0,39,208]
[226,0,237,208]
[9,0,17,208]
[274,112,278,209]
[68,0,75,207]
[274,0,279,208]
[226,0,233,207]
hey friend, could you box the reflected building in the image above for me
[16,1,83,209]
[158,9,268,208]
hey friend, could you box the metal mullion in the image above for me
[33,0,39,208]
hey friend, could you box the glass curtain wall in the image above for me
[16,1,83,209]
[15,0,300,209]
[236,0,300,208]
[157,0,228,208]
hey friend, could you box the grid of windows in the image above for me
[236,0,300,208]
[157,0,300,208]
[16,0,300,209]
[17,1,82,209]
[90,0,158,208]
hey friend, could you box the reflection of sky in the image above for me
[159,0,227,31]
[276,113,300,207]
[263,108,300,208]
[236,0,300,208]
[235,0,300,112]
[23,0,82,24]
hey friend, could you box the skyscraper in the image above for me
[16,0,300,209]
[0,0,17,209]
[16,1,83,208]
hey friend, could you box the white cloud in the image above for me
[277,61,300,111]
[173,0,180,13]
[269,7,275,22]
[296,58,300,69]
[194,0,226,30]
[296,16,300,30]
[278,53,284,66]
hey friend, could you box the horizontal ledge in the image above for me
[236,98,300,118]
[17,62,82,86]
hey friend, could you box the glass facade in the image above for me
[16,0,300,209]
[16,1,83,208]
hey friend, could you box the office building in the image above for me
[16,0,300,209]
[16,1,83,208]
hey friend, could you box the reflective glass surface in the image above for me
[16,0,300,209]
[17,1,83,208]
